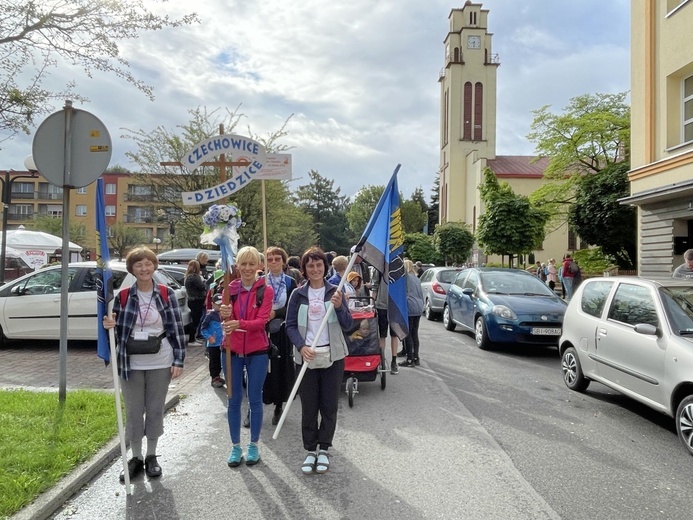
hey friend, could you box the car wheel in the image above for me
[561,346,590,392]
[443,305,456,331]
[424,299,435,321]
[676,395,693,456]
[474,316,492,350]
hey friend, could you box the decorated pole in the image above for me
[200,202,242,397]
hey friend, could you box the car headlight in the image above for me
[492,305,517,320]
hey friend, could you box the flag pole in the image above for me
[272,253,358,439]
[106,300,131,494]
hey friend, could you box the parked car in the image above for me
[157,249,219,275]
[558,276,693,456]
[419,267,465,320]
[158,264,188,286]
[443,267,568,349]
[0,261,191,345]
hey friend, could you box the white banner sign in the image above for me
[183,134,266,170]
[21,250,48,270]
[234,153,292,180]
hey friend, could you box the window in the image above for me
[11,182,35,199]
[684,75,693,143]
[76,187,87,194]
[580,281,614,318]
[105,205,116,216]
[105,183,116,195]
[607,284,659,327]
[463,270,479,291]
[76,205,87,216]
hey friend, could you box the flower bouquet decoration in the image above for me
[200,204,242,272]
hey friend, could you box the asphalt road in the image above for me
[4,320,693,519]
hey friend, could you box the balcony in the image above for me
[7,212,34,221]
[36,191,63,201]
[124,192,156,202]
[10,192,35,200]
[123,214,154,224]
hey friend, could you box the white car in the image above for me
[0,261,191,345]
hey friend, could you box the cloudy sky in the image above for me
[1,0,630,202]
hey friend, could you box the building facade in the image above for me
[439,1,571,266]
[622,0,693,276]
[0,170,173,260]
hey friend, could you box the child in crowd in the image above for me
[200,292,225,388]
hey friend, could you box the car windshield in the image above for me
[479,271,555,296]
[659,286,693,335]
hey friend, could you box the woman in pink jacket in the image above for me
[220,246,274,467]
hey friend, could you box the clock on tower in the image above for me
[467,35,481,49]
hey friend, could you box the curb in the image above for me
[11,362,209,520]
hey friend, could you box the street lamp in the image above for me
[0,156,39,283]
[152,237,162,253]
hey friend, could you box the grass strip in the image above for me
[0,389,118,519]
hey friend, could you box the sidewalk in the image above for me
[11,352,210,520]
[14,357,561,520]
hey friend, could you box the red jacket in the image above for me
[223,278,273,355]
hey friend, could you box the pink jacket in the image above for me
[223,278,273,356]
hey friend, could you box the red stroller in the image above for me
[343,298,386,407]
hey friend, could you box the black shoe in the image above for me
[144,455,162,478]
[243,410,250,428]
[398,359,414,367]
[390,359,399,375]
[119,457,144,482]
[396,349,407,358]
[413,358,420,366]
[272,408,282,426]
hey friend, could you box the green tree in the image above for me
[476,168,548,265]
[123,106,294,248]
[433,222,474,265]
[294,170,350,252]
[109,222,147,260]
[29,214,86,246]
[527,92,631,225]
[0,1,198,141]
[400,199,427,234]
[404,233,443,264]
[569,162,636,269]
[346,185,383,239]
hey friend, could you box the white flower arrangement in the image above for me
[200,204,242,268]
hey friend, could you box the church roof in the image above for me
[487,155,550,178]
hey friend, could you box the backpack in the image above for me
[569,260,580,274]
[119,284,170,307]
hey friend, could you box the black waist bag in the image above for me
[126,333,165,355]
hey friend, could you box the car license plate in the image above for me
[531,327,561,335]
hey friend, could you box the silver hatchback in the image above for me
[419,267,465,320]
[558,276,693,456]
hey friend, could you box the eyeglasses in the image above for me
[266,257,283,263]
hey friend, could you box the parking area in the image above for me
[0,340,208,390]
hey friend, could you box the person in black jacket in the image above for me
[184,260,206,345]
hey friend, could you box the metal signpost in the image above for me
[32,100,112,402]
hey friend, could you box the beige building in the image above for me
[438,1,572,266]
[0,170,174,259]
[621,0,693,276]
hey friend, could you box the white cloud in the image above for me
[1,0,630,203]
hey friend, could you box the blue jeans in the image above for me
[221,351,268,444]
[562,277,574,300]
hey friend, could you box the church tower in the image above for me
[439,1,500,227]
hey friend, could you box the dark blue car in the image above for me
[443,268,568,350]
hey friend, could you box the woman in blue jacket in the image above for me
[285,247,353,475]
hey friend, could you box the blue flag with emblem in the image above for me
[354,165,408,340]
[96,178,113,364]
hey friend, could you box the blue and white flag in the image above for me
[95,178,113,364]
[355,165,408,340]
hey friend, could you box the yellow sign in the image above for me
[90,130,100,137]
[90,145,110,152]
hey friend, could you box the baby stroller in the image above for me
[343,297,386,407]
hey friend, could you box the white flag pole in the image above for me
[106,300,131,494]
[272,253,359,439]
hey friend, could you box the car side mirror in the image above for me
[634,323,658,336]
[462,288,474,296]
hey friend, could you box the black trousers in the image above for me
[403,315,421,360]
[297,358,344,451]
[208,346,221,378]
